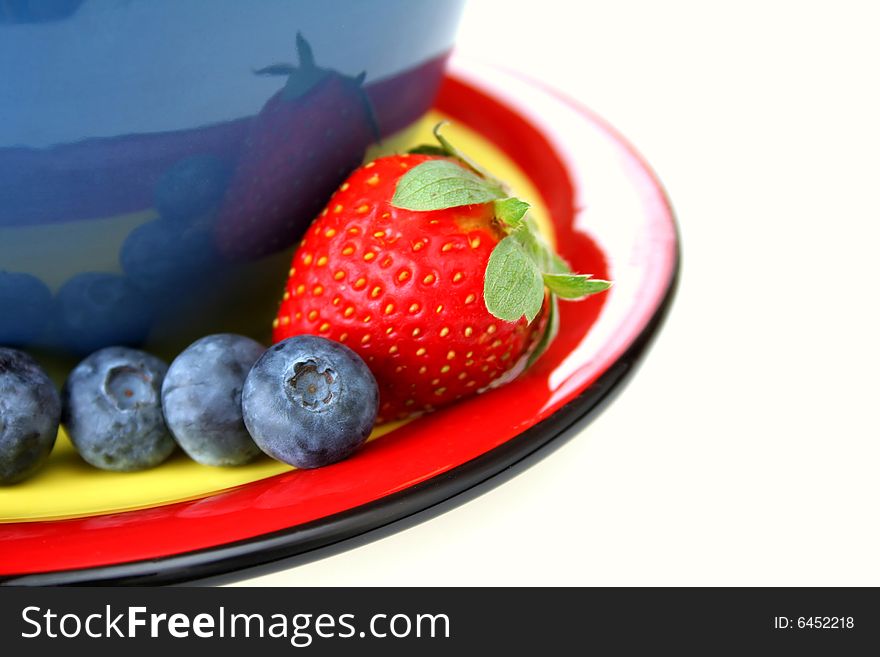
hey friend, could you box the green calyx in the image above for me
[392,159,505,210]
[254,32,367,101]
[391,123,611,364]
[254,33,379,140]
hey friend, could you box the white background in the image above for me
[235,0,880,586]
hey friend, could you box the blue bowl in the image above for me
[0,0,465,357]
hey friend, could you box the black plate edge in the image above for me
[2,233,680,587]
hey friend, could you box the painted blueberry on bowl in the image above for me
[0,348,61,485]
[0,271,53,348]
[120,219,218,298]
[54,272,153,355]
[153,154,230,223]
[62,346,175,471]
[162,334,265,467]
[242,335,378,469]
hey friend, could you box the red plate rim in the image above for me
[0,61,679,585]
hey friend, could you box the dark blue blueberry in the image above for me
[62,347,174,471]
[0,348,60,484]
[162,334,265,466]
[0,271,53,347]
[120,219,218,297]
[242,335,378,469]
[55,272,152,354]
[154,154,230,222]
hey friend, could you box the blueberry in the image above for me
[242,336,378,469]
[162,334,265,466]
[120,219,218,297]
[0,348,60,484]
[55,272,152,354]
[0,271,53,347]
[154,154,230,222]
[62,347,175,471]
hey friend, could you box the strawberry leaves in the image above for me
[527,295,559,368]
[484,236,546,323]
[391,123,611,365]
[543,273,612,298]
[494,197,530,228]
[391,159,505,210]
[483,218,609,324]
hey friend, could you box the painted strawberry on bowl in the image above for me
[215,33,379,262]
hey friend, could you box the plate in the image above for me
[0,58,679,585]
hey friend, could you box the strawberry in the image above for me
[215,33,378,261]
[273,125,611,422]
